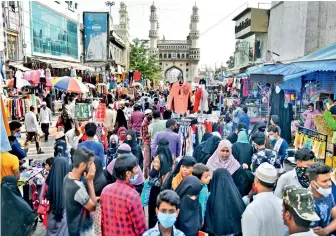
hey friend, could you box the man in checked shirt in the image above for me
[100,154,147,236]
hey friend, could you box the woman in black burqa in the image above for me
[193,132,212,162]
[46,156,70,236]
[175,176,203,236]
[125,130,144,169]
[1,175,35,236]
[205,168,245,236]
[114,109,128,132]
[147,138,174,228]
[196,135,221,164]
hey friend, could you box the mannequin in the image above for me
[168,74,192,115]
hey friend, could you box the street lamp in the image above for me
[105,1,115,24]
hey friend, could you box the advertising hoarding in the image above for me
[83,12,109,62]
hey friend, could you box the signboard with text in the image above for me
[75,103,90,120]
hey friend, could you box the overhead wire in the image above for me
[200,1,248,36]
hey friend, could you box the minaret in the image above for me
[189,3,200,81]
[119,1,128,29]
[149,2,158,54]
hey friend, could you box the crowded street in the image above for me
[1,1,336,236]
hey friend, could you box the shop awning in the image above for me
[297,42,336,61]
[8,62,31,71]
[34,59,95,71]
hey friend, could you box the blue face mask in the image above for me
[269,135,276,141]
[14,132,21,138]
[157,212,177,228]
[129,174,139,184]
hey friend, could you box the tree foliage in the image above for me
[226,55,235,69]
[130,38,161,83]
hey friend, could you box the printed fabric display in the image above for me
[75,103,90,120]
[293,132,326,159]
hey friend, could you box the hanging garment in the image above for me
[193,88,202,112]
[134,71,141,82]
[168,82,192,115]
[279,102,294,144]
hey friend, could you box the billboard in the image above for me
[83,12,109,62]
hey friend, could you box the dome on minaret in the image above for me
[150,2,156,12]
[120,1,126,7]
[193,4,198,11]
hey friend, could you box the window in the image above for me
[186,62,189,66]
[168,54,171,58]
[182,54,184,59]
[186,68,188,72]
[177,54,180,59]
[159,53,162,58]
[164,54,167,59]
[31,2,78,60]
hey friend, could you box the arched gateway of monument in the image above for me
[149,3,200,82]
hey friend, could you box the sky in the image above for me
[80,0,271,68]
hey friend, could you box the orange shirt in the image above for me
[1,152,19,181]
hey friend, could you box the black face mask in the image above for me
[149,168,159,178]
[173,127,179,133]
[111,143,117,148]
[147,116,153,121]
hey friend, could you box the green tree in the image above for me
[226,55,235,69]
[130,38,161,83]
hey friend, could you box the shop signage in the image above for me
[235,18,251,34]
[83,12,109,62]
[95,103,106,122]
[75,103,90,120]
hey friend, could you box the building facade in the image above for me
[149,3,200,82]
[23,0,81,62]
[231,7,269,73]
[267,1,336,62]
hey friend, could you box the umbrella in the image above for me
[51,77,63,85]
[54,76,89,94]
[7,79,31,88]
[85,83,95,89]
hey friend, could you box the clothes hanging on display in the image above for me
[134,71,141,82]
[168,82,192,115]
[279,102,294,144]
[270,86,285,117]
[5,98,31,119]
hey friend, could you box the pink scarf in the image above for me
[206,140,241,175]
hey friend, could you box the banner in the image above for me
[95,103,106,122]
[75,103,90,120]
[83,12,108,62]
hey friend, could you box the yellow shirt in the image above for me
[0,152,19,181]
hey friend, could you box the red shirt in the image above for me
[141,118,151,145]
[100,180,147,236]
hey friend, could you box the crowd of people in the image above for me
[2,87,336,236]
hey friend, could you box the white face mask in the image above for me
[314,181,332,197]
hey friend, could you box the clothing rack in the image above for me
[297,126,328,160]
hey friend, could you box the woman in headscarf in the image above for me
[175,176,203,236]
[107,134,119,165]
[125,130,144,170]
[162,156,197,190]
[248,121,267,144]
[197,136,221,164]
[206,140,254,197]
[1,176,35,236]
[114,109,128,132]
[117,127,127,143]
[232,130,254,169]
[61,104,73,133]
[106,144,145,194]
[92,157,107,236]
[147,138,174,228]
[45,156,70,236]
[205,168,245,236]
[193,133,212,162]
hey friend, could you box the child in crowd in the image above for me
[192,163,211,224]
[43,157,54,178]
